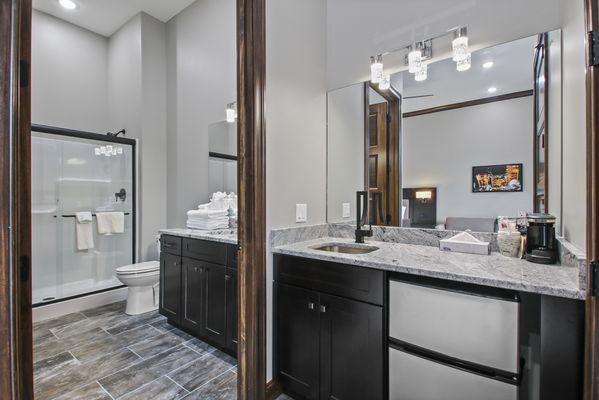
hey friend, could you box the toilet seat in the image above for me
[116,261,159,275]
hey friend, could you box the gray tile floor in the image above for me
[33,301,238,400]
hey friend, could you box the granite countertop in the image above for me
[273,237,584,300]
[159,228,238,245]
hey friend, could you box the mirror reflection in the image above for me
[327,30,562,234]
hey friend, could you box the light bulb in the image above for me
[94,147,101,156]
[100,146,107,155]
[452,36,469,62]
[226,102,237,123]
[379,74,390,90]
[116,146,123,154]
[456,53,471,71]
[370,55,383,83]
[488,86,497,94]
[59,0,77,10]
[415,64,427,82]
[408,49,422,74]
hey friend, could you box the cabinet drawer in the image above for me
[389,278,519,373]
[183,238,226,264]
[274,254,384,305]
[226,244,238,269]
[389,347,517,400]
[161,235,182,255]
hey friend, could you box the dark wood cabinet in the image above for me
[275,255,384,400]
[225,268,238,353]
[159,236,237,357]
[159,252,181,322]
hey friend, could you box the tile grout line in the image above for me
[164,375,190,394]
[183,365,238,397]
[96,380,117,400]
[125,346,144,360]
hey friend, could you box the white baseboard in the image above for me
[33,287,128,323]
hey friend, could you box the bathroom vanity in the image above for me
[159,229,238,355]
[272,236,584,400]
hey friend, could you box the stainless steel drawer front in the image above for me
[389,280,519,373]
[389,347,517,400]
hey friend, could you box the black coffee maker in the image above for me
[525,213,557,264]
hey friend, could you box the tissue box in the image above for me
[439,231,490,255]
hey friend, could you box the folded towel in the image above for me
[96,212,125,235]
[187,209,229,219]
[75,211,94,250]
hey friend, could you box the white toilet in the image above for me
[116,261,160,315]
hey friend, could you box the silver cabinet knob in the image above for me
[308,302,315,310]
[319,305,327,313]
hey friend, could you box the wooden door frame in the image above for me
[237,0,267,398]
[0,0,33,399]
[586,0,599,398]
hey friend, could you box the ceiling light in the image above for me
[408,47,422,74]
[456,53,471,72]
[488,86,497,94]
[483,61,494,69]
[415,64,428,82]
[452,27,469,62]
[370,55,384,83]
[226,102,237,123]
[379,74,390,90]
[59,0,77,10]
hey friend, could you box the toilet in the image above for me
[116,261,160,315]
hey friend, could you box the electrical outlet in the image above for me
[296,204,307,223]
[342,203,351,218]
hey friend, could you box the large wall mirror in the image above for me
[327,30,562,234]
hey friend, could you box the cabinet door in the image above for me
[276,283,320,400]
[225,268,238,353]
[159,253,181,322]
[319,293,383,400]
[181,257,204,334]
[201,262,227,346]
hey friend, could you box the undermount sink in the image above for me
[311,243,379,254]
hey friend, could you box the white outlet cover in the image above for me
[296,204,307,223]
[342,203,351,218]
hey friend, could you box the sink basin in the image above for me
[311,243,379,254]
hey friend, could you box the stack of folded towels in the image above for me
[227,193,238,229]
[186,192,232,230]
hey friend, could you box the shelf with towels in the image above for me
[55,212,131,218]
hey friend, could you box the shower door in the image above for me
[31,126,136,305]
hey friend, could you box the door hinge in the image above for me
[20,255,30,282]
[589,31,599,67]
[590,261,599,297]
[20,60,29,88]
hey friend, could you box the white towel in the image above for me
[75,211,94,250]
[96,212,125,235]
[187,209,229,219]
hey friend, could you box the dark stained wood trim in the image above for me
[266,379,282,399]
[402,89,533,118]
[0,0,33,399]
[585,0,599,398]
[237,0,266,398]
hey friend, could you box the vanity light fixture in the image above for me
[456,53,471,71]
[407,47,422,74]
[94,145,123,157]
[488,86,498,94]
[415,190,432,200]
[59,0,77,10]
[379,74,391,90]
[370,55,384,83]
[414,64,427,82]
[452,27,469,62]
[226,102,237,123]
[483,61,494,69]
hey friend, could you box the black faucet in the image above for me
[355,191,373,243]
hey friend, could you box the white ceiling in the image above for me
[32,0,197,36]
[396,35,538,112]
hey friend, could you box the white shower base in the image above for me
[33,276,122,305]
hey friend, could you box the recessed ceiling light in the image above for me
[487,86,497,94]
[59,0,77,10]
[483,61,494,69]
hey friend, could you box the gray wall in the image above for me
[265,0,327,380]
[165,0,237,228]
[327,84,365,222]
[403,97,534,223]
[32,10,109,132]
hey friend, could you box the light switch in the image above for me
[296,204,307,223]
[342,203,351,218]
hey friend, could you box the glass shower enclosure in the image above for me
[31,125,136,305]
